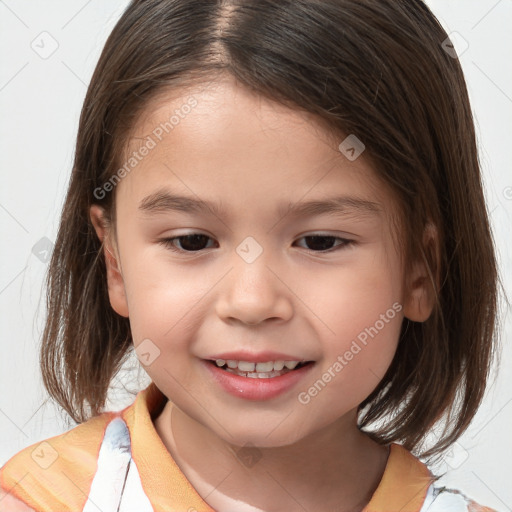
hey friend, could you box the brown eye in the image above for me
[159,234,216,252]
[158,233,353,255]
[294,235,353,252]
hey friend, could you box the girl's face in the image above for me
[92,75,427,448]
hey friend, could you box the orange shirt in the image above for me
[0,382,496,512]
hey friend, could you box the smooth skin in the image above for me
[90,74,435,512]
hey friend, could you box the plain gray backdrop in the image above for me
[0,1,511,509]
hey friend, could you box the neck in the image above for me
[154,402,389,512]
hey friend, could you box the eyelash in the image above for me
[157,233,355,255]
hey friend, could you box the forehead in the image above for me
[126,76,340,152]
[117,76,397,222]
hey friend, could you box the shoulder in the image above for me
[420,484,498,512]
[376,444,497,512]
[0,410,118,511]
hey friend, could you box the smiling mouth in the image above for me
[208,359,314,379]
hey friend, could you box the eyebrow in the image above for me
[138,188,382,220]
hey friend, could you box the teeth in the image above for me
[273,360,285,371]
[255,361,274,372]
[226,368,291,379]
[214,359,303,372]
[238,361,255,372]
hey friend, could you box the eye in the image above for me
[159,233,217,252]
[293,234,354,253]
[158,233,353,254]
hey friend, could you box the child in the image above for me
[0,0,501,510]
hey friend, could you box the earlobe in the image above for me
[89,204,129,318]
[403,223,439,323]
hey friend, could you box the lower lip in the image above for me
[203,360,315,401]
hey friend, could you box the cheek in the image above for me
[119,245,209,334]
[297,248,403,405]
[303,245,403,341]
[297,309,402,427]
[119,256,221,397]
[121,260,209,397]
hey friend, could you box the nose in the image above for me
[215,252,293,326]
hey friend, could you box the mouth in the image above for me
[203,356,316,401]
[206,358,314,379]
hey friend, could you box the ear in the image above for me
[89,204,129,318]
[402,223,439,322]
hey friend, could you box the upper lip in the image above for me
[207,351,312,363]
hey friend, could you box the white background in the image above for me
[0,0,511,509]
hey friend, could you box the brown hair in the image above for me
[40,0,499,459]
